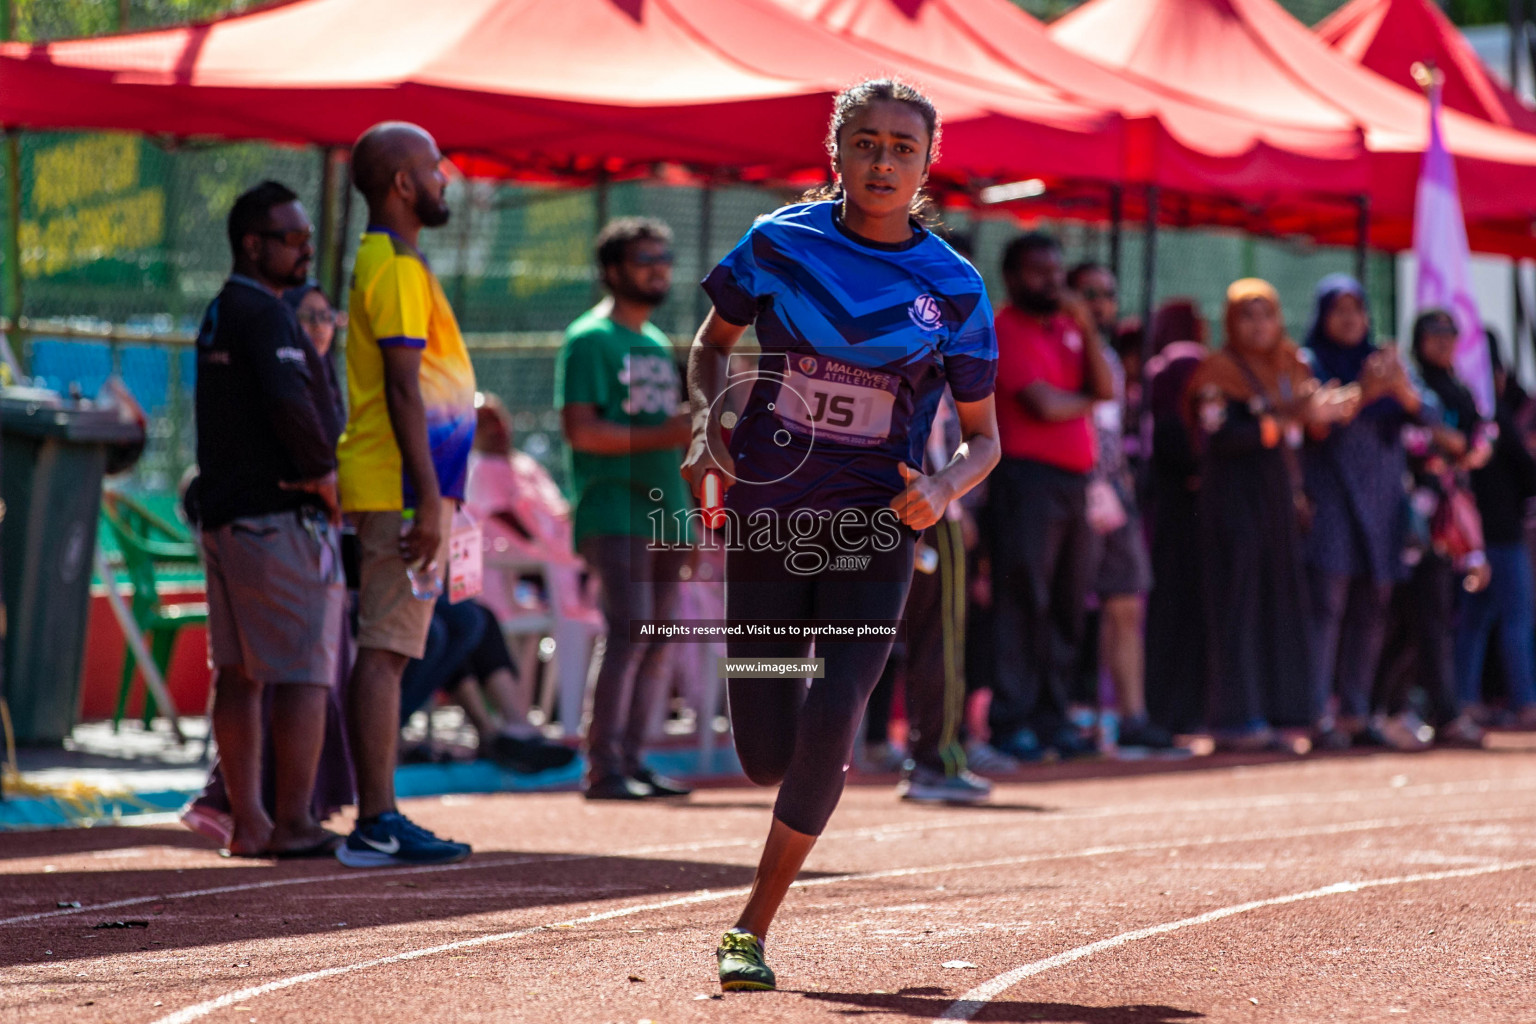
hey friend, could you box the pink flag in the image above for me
[1414,82,1492,415]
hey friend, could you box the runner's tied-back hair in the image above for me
[802,78,941,220]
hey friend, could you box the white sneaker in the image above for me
[179,803,233,847]
[1437,714,1485,748]
[898,765,991,804]
[1370,712,1433,752]
[963,740,1021,776]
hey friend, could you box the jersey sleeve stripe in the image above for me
[377,335,428,349]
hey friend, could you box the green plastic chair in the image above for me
[99,491,208,730]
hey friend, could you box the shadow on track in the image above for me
[0,850,833,968]
[0,825,220,861]
[802,988,1204,1022]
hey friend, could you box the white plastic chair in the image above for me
[483,550,604,739]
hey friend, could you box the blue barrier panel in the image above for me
[27,339,112,398]
[118,345,171,414]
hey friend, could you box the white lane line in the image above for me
[147,887,753,1024]
[142,811,1535,1024]
[0,815,1033,928]
[1043,774,1536,822]
[6,774,1534,929]
[0,852,579,927]
[937,859,1536,1021]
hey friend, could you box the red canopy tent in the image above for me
[1050,0,1536,257]
[1316,0,1536,135]
[0,0,1123,184]
[776,0,1370,231]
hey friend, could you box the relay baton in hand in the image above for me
[702,469,726,529]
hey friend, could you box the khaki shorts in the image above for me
[352,499,454,659]
[203,509,346,684]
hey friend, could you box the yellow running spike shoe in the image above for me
[717,928,776,991]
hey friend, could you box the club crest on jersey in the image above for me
[798,356,818,376]
[908,293,943,331]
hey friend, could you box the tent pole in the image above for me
[593,170,610,305]
[317,147,340,298]
[1108,184,1123,281]
[1511,0,1524,98]
[3,129,22,358]
[330,154,352,309]
[695,178,714,327]
[1354,194,1370,292]
[1,4,20,368]
[1513,262,1527,378]
[1139,186,1159,374]
[595,169,610,230]
[1513,0,1528,377]
[1135,186,1160,495]
[452,177,475,315]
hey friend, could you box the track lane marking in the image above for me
[5,776,1534,928]
[136,811,1536,1024]
[0,815,1044,928]
[937,859,1536,1020]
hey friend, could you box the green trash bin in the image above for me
[1,385,146,745]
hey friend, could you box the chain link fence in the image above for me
[2,0,1396,497]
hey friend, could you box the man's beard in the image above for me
[276,259,311,289]
[1014,289,1059,316]
[617,280,670,308]
[415,191,451,228]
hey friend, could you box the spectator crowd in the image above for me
[176,119,1536,860]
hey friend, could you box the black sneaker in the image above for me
[585,774,651,800]
[486,733,577,775]
[1046,723,1097,760]
[632,766,692,797]
[1117,716,1176,750]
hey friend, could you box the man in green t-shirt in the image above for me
[557,217,694,801]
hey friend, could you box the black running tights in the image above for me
[725,530,914,836]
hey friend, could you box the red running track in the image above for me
[3,749,1534,1023]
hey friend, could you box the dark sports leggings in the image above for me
[725,523,914,836]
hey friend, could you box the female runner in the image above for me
[681,79,1001,991]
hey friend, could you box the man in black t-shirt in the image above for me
[193,180,346,858]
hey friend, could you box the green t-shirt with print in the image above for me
[555,306,692,545]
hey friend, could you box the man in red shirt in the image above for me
[986,233,1114,760]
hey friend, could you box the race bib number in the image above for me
[775,355,899,448]
[448,510,484,604]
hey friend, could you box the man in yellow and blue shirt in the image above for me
[335,122,474,868]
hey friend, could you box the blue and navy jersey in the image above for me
[702,201,997,515]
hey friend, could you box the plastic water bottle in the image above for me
[401,509,442,601]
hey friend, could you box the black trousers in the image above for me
[580,535,690,779]
[1374,554,1460,725]
[865,519,970,773]
[985,458,1093,739]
